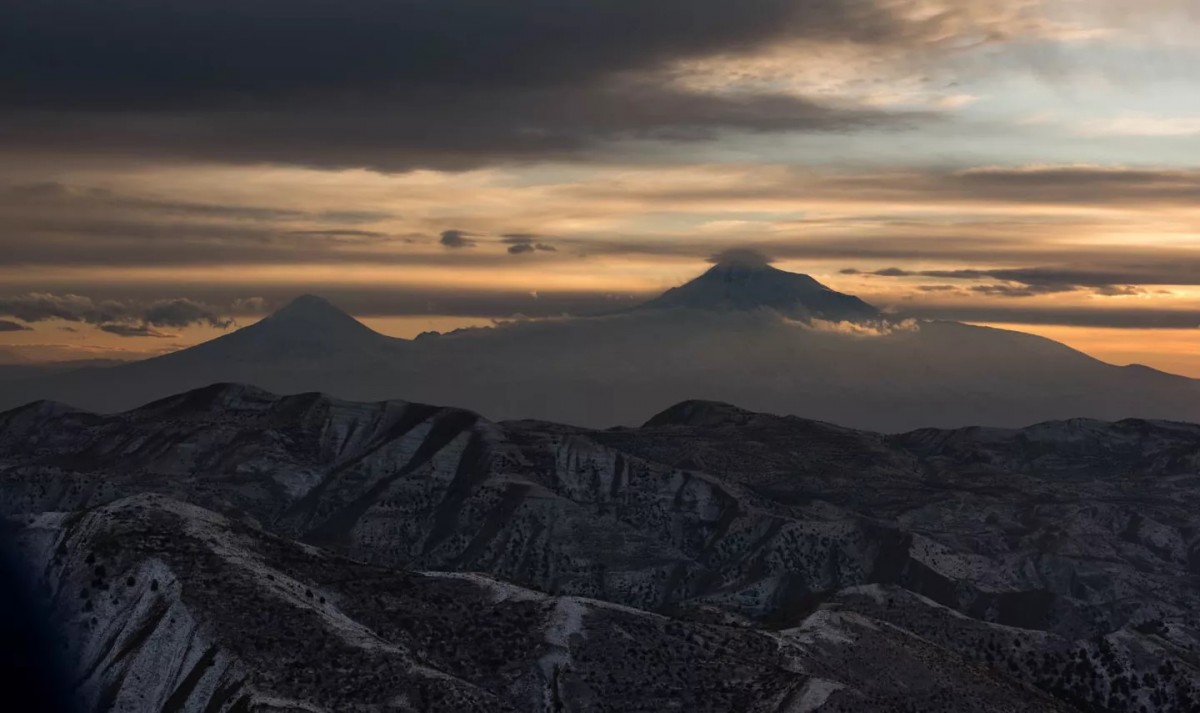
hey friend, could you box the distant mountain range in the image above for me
[3,384,1197,711]
[2,257,1199,431]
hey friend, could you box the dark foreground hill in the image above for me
[2,385,1199,711]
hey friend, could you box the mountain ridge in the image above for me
[3,382,1198,711]
[2,262,1200,431]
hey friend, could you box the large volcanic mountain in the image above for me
[636,250,882,322]
[638,247,883,319]
[3,257,1199,431]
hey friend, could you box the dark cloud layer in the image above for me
[841,264,1199,297]
[708,247,775,266]
[0,83,906,173]
[967,284,1078,298]
[0,182,413,267]
[0,293,238,334]
[440,230,477,249]
[142,299,233,329]
[99,324,174,338]
[3,182,394,223]
[951,167,1200,206]
[2,280,1195,334]
[0,286,649,322]
[3,1,904,104]
[897,305,1200,330]
[12,174,1200,274]
[0,0,936,170]
[0,320,31,332]
[624,166,1200,209]
[502,235,556,254]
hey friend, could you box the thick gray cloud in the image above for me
[0,0,939,170]
[0,293,126,325]
[143,299,234,329]
[708,247,775,266]
[2,1,906,103]
[967,284,1078,298]
[440,230,477,249]
[503,235,556,254]
[0,320,30,332]
[0,83,907,172]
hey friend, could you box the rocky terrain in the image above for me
[2,384,1199,711]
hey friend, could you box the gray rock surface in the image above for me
[3,385,1199,711]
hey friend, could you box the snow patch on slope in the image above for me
[793,677,846,712]
[180,499,409,655]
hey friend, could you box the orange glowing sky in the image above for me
[1,1,1198,375]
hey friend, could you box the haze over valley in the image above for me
[5,255,1200,432]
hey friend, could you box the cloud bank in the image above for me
[0,293,242,337]
[0,320,31,332]
[0,0,1041,170]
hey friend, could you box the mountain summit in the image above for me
[271,293,355,321]
[198,294,397,361]
[6,262,1200,431]
[637,251,882,323]
[257,294,381,338]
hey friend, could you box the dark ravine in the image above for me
[3,384,1200,711]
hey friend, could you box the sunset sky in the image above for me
[2,1,1199,375]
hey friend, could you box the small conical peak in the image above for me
[240,293,390,347]
[172,291,395,363]
[262,294,374,332]
[273,294,347,318]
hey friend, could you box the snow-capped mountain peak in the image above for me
[636,253,882,323]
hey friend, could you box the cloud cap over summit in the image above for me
[638,251,882,323]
